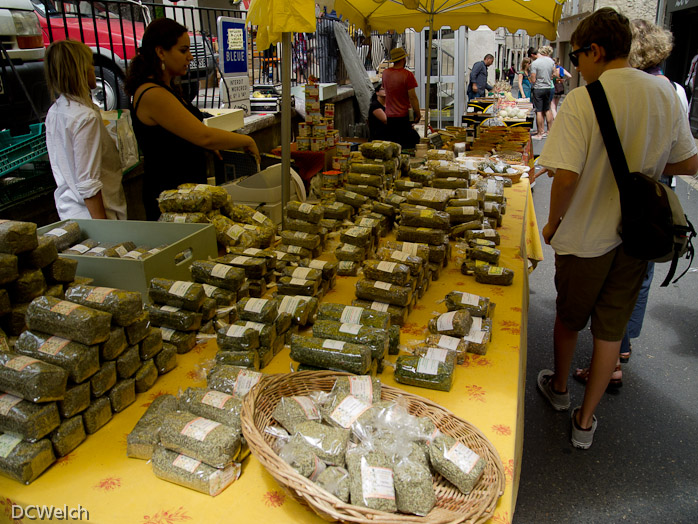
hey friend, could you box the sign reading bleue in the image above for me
[217,17,248,76]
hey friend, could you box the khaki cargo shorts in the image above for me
[554,246,648,341]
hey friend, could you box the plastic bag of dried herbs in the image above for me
[429,434,486,494]
[216,322,260,351]
[355,279,413,308]
[334,243,366,262]
[424,334,468,364]
[278,438,326,480]
[207,365,264,398]
[474,264,514,286]
[15,330,100,383]
[383,240,430,263]
[0,352,68,402]
[236,297,278,324]
[394,355,454,392]
[148,278,206,311]
[312,320,388,360]
[359,141,397,160]
[64,285,142,327]
[152,444,241,496]
[317,303,390,330]
[390,442,436,516]
[475,178,505,203]
[215,254,267,279]
[346,445,397,512]
[330,376,381,406]
[179,387,243,432]
[190,261,245,293]
[277,296,311,325]
[431,177,469,190]
[160,328,196,354]
[336,188,370,209]
[272,396,322,434]
[282,266,323,283]
[286,201,324,224]
[396,225,446,246]
[215,350,259,371]
[0,394,60,442]
[362,260,412,287]
[289,335,372,375]
[321,201,353,221]
[26,296,112,345]
[445,291,490,317]
[127,394,178,459]
[0,220,39,254]
[290,420,350,467]
[410,345,457,368]
[50,415,86,457]
[314,466,350,503]
[399,207,450,230]
[0,434,55,484]
[462,328,490,355]
[407,187,454,211]
[158,212,210,224]
[158,188,213,213]
[375,247,424,276]
[464,228,500,245]
[336,260,360,276]
[428,309,473,337]
[146,304,202,332]
[277,276,319,297]
[350,299,408,327]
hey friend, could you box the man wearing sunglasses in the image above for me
[535,8,697,449]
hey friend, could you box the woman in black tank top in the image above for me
[125,18,259,220]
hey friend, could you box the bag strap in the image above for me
[585,81,631,184]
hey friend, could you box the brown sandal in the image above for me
[573,365,623,389]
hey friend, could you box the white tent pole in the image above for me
[281,31,292,228]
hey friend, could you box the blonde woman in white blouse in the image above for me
[45,40,127,220]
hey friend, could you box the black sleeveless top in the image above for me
[132,80,208,220]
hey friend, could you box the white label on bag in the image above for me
[3,356,39,371]
[437,311,457,332]
[253,211,267,224]
[457,292,480,306]
[226,325,248,338]
[471,317,483,331]
[45,228,67,238]
[461,206,478,215]
[484,202,496,213]
[390,250,409,262]
[339,323,362,335]
[233,369,262,397]
[344,227,364,238]
[243,248,263,255]
[87,247,106,254]
[169,281,193,297]
[71,243,90,254]
[0,393,23,416]
[226,224,244,240]
[342,244,359,253]
[244,298,267,314]
[464,331,487,344]
[244,321,265,333]
[201,390,233,409]
[160,328,175,341]
[172,454,201,473]
[290,278,308,286]
[211,264,232,279]
[425,347,449,362]
[483,229,496,238]
[377,261,397,273]
[123,250,142,259]
[160,305,180,313]
[86,287,115,304]
[361,460,395,500]
[344,191,358,199]
[330,395,371,428]
[279,296,302,314]
[340,306,363,324]
[309,260,327,269]
[292,267,312,279]
[181,417,220,441]
[38,336,70,356]
[115,245,128,257]
[292,396,320,419]
[437,335,460,350]
[231,256,250,265]
[322,339,345,350]
[487,180,498,193]
[402,242,419,256]
[349,376,373,403]
[370,301,389,312]
[50,300,79,316]
[210,465,241,496]
[178,188,192,194]
[416,357,440,375]
[374,281,392,291]
[202,284,217,297]
[173,215,187,223]
[445,442,480,474]
[0,434,22,458]
[298,203,314,214]
[359,218,374,227]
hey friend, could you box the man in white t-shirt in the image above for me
[536,8,698,450]
[529,46,555,139]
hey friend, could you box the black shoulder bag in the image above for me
[586,80,695,287]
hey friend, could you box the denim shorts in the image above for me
[554,246,648,341]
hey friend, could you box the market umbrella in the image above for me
[247,0,316,224]
[333,0,566,130]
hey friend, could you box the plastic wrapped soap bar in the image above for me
[394,355,454,391]
[355,279,412,308]
[149,278,206,311]
[289,335,372,375]
[428,309,473,337]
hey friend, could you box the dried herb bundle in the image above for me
[428,309,473,337]
[148,278,206,311]
[83,396,112,434]
[355,279,413,308]
[0,352,67,402]
[0,434,54,484]
[429,434,486,494]
[394,355,454,392]
[50,415,86,457]
[127,394,178,459]
[180,387,243,432]
[16,330,99,383]
[289,335,372,375]
[26,296,111,345]
[317,303,390,330]
[0,395,60,441]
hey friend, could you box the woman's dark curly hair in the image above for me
[125,18,188,96]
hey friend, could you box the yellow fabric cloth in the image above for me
[1,182,539,524]
[247,0,317,51]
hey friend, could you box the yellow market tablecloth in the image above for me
[0,181,540,524]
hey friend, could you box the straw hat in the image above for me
[389,48,408,62]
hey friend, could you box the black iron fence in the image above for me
[34,0,385,111]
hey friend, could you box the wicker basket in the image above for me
[241,370,505,524]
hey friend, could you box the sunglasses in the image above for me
[568,45,591,67]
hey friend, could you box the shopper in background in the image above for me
[573,18,691,389]
[44,40,127,220]
[517,57,532,100]
[536,7,697,449]
[467,54,494,101]
[529,45,555,139]
[368,83,388,141]
[125,18,259,220]
[551,57,572,118]
[382,47,421,149]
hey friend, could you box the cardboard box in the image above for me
[38,220,217,300]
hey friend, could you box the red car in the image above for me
[32,0,215,109]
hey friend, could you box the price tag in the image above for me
[279,296,302,315]
[376,261,397,273]
[437,311,456,332]
[44,228,67,238]
[445,442,480,474]
[161,305,180,313]
[416,357,440,375]
[348,376,373,403]
[243,248,262,255]
[70,243,90,254]
[211,264,232,279]
[457,292,480,306]
[3,356,39,371]
[252,211,267,224]
[292,396,320,419]
[339,323,362,335]
[360,460,395,500]
[340,306,363,324]
[181,417,221,441]
[169,281,193,297]
[425,346,449,362]
[374,281,392,291]
[287,245,303,254]
[0,393,23,416]
[437,335,461,350]
[244,298,267,314]
[50,300,79,316]
[322,339,345,350]
[172,454,201,473]
[483,229,496,238]
[233,369,262,397]
[226,325,248,338]
[390,250,409,262]
[38,336,70,356]
[309,260,327,270]
[289,278,308,286]
[488,266,504,275]
[86,287,115,304]
[160,328,175,341]
[292,267,312,279]
[202,390,233,409]
[329,395,370,428]
[370,301,389,312]
[298,203,314,213]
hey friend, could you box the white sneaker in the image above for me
[570,407,597,450]
[537,369,570,411]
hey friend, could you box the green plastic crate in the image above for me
[0,124,48,176]
[37,219,218,300]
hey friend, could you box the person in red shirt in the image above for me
[382,47,421,148]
